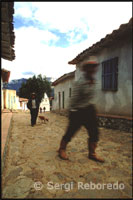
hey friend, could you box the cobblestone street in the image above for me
[2,112,132,199]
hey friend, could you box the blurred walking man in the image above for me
[27,92,39,127]
[58,56,104,162]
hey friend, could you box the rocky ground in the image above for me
[2,112,132,199]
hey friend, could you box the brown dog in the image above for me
[38,115,49,123]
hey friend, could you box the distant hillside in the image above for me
[3,78,28,93]
[46,77,57,83]
[3,77,55,95]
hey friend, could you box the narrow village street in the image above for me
[2,111,132,199]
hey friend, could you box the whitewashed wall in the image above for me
[40,93,50,111]
[52,77,74,110]
[76,38,132,117]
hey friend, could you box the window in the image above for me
[102,57,118,91]
[69,88,72,97]
[14,96,16,103]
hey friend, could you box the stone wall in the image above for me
[51,110,132,133]
[97,116,132,133]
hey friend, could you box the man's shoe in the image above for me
[58,139,69,160]
[89,153,105,163]
[88,141,105,163]
[59,149,68,160]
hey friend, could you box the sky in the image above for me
[1,2,132,81]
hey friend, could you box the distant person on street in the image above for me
[43,106,46,112]
[58,56,105,163]
[40,107,42,113]
[27,92,39,127]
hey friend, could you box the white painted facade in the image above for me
[52,19,132,117]
[21,102,28,111]
[40,93,50,111]
[2,89,17,109]
[75,38,132,117]
[19,98,28,111]
[52,74,75,110]
[52,38,132,117]
[16,96,21,109]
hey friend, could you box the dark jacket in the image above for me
[27,98,39,110]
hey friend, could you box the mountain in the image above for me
[46,77,57,83]
[3,78,28,93]
[3,77,55,95]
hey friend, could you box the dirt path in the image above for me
[2,112,132,198]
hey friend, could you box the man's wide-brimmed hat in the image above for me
[82,56,99,69]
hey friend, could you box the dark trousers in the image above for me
[30,108,38,126]
[63,104,99,143]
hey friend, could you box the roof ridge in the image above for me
[68,17,132,65]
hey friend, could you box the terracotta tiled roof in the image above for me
[1,68,11,83]
[19,98,28,102]
[52,71,75,86]
[68,18,132,65]
[1,2,15,61]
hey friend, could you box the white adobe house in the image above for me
[68,18,132,118]
[40,93,50,112]
[19,98,28,111]
[51,18,132,132]
[52,71,75,110]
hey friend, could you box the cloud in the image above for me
[67,28,88,45]
[14,4,90,48]
[15,7,33,18]
[14,2,36,18]
[32,2,90,35]
[2,2,132,82]
[22,71,35,75]
[15,26,59,46]
[14,2,132,47]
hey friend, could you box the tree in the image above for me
[19,74,52,103]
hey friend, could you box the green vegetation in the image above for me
[19,74,52,103]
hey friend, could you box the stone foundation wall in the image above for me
[51,109,132,133]
[97,116,132,133]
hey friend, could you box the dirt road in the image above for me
[2,112,132,198]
